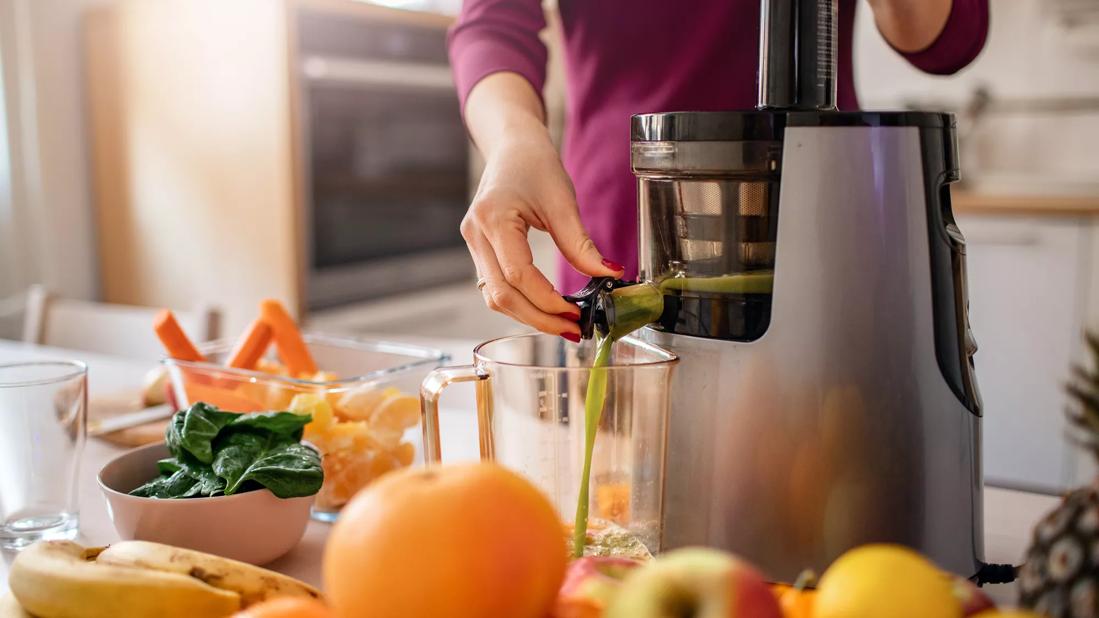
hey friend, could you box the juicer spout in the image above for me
[562,277,635,340]
[563,277,665,341]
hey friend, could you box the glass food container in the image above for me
[164,334,448,520]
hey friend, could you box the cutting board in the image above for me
[89,391,169,447]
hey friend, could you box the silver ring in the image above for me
[475,277,487,291]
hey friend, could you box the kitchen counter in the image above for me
[953,190,1099,216]
[0,337,1060,606]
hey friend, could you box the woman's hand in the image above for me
[463,128,623,339]
[461,73,623,339]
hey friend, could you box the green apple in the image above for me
[606,547,782,618]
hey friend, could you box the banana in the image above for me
[95,540,322,607]
[0,593,33,618]
[9,540,240,618]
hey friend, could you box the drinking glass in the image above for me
[421,333,677,553]
[0,362,87,548]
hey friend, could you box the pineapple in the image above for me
[1019,333,1099,617]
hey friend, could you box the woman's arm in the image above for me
[449,3,621,338]
[867,0,990,74]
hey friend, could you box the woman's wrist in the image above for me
[492,120,554,157]
[465,72,551,160]
[867,0,952,53]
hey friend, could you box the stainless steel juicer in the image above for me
[578,0,984,579]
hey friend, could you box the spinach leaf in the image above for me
[212,431,323,498]
[131,469,199,498]
[176,454,227,496]
[133,403,322,500]
[227,411,311,440]
[133,455,226,498]
[156,458,181,475]
[164,412,186,457]
[170,403,240,464]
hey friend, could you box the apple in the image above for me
[555,556,642,618]
[606,547,782,618]
[954,576,995,616]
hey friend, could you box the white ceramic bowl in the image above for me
[98,443,315,565]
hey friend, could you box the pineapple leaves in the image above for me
[1066,334,1099,458]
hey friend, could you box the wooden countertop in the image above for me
[953,190,1099,216]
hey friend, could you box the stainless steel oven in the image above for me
[298,11,471,309]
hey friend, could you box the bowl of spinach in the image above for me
[98,403,325,565]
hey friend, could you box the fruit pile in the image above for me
[316,462,1046,618]
[555,545,1043,618]
[288,391,419,510]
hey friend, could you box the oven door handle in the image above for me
[302,56,454,91]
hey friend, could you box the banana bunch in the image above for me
[8,540,321,617]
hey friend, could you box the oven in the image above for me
[298,10,472,309]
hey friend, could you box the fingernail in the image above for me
[602,258,624,272]
[560,332,581,343]
[557,312,581,322]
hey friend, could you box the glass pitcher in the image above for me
[420,333,677,554]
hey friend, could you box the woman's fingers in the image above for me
[462,221,581,337]
[544,199,624,278]
[477,210,581,319]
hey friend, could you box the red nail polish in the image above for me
[557,312,581,322]
[560,332,581,343]
[602,258,624,272]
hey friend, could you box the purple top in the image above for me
[449,0,989,293]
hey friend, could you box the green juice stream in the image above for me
[569,271,773,557]
[571,333,615,557]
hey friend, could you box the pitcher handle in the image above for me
[420,365,488,465]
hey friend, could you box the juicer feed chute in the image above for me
[633,117,783,341]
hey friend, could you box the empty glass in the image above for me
[421,333,677,554]
[0,362,87,548]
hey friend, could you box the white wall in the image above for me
[0,0,110,305]
[853,1,1099,188]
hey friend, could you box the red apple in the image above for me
[605,547,782,618]
[954,576,996,616]
[555,556,642,618]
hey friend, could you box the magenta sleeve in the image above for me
[447,0,549,111]
[894,0,989,75]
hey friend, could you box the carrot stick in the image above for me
[259,299,317,376]
[153,310,205,361]
[226,318,272,370]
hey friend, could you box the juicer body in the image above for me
[636,117,984,579]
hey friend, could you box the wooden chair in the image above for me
[22,285,220,360]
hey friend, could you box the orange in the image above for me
[232,597,331,618]
[323,462,567,618]
[315,449,400,510]
[778,586,816,618]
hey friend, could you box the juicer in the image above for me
[572,0,984,579]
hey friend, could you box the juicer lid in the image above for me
[631,110,956,142]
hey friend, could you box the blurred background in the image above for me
[0,0,1097,492]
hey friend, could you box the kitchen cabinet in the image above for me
[84,0,454,335]
[957,208,1098,492]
